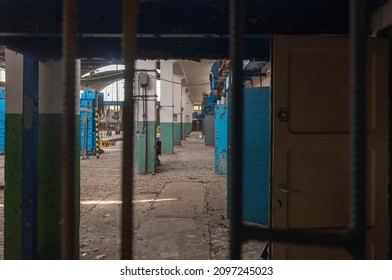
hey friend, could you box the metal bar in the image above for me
[229,0,245,260]
[121,0,140,260]
[242,225,349,249]
[95,95,100,159]
[349,0,368,260]
[61,0,79,260]
[388,37,392,261]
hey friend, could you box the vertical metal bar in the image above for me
[61,0,79,259]
[229,0,245,260]
[388,38,392,260]
[121,0,140,260]
[95,95,100,159]
[349,0,367,259]
[22,56,39,260]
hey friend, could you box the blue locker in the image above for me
[227,87,271,225]
[215,105,227,174]
[0,89,5,152]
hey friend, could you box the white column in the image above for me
[160,60,174,124]
[159,60,175,153]
[173,74,183,145]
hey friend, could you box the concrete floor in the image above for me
[0,131,263,260]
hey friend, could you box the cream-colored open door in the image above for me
[271,35,389,259]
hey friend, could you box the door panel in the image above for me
[272,35,389,259]
[288,49,375,133]
[286,147,376,228]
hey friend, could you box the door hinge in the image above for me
[277,108,289,122]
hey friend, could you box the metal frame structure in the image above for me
[57,0,379,259]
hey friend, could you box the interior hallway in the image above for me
[79,131,262,260]
[0,132,262,260]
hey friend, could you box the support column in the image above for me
[185,94,192,136]
[134,60,157,173]
[37,59,80,259]
[4,52,80,259]
[4,49,39,259]
[180,85,187,140]
[160,60,174,154]
[173,74,182,145]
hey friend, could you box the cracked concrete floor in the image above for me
[80,132,263,260]
[0,131,263,260]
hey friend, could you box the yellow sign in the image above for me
[98,140,116,148]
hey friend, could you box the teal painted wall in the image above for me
[160,122,173,154]
[173,123,181,145]
[135,121,156,173]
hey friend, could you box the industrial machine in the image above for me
[80,89,106,157]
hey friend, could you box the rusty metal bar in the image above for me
[348,0,368,260]
[121,0,140,260]
[61,0,79,259]
[242,225,349,249]
[228,0,245,260]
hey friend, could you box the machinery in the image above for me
[80,89,106,157]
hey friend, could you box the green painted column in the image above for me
[4,52,81,260]
[134,61,157,173]
[173,122,181,145]
[160,60,175,154]
[173,74,183,145]
[181,122,186,140]
[160,122,173,153]
[37,60,80,259]
[4,49,39,259]
[135,121,156,173]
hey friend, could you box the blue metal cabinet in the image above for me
[227,87,271,225]
[214,104,227,174]
[80,89,96,153]
[0,89,4,152]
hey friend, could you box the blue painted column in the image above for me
[215,104,228,174]
[227,87,271,225]
[4,49,39,259]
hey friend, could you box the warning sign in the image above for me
[98,140,116,148]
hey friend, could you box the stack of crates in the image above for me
[80,89,96,153]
